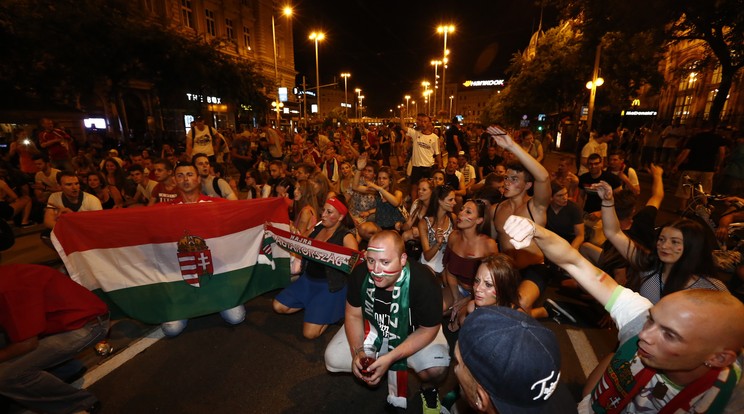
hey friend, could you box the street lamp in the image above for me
[430,60,441,117]
[355,88,362,120]
[421,81,430,116]
[359,95,365,119]
[340,72,351,118]
[271,5,293,125]
[309,31,325,119]
[449,95,454,119]
[404,95,411,120]
[437,24,454,114]
[412,100,418,115]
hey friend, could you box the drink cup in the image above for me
[357,345,377,377]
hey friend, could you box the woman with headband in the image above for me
[273,197,358,340]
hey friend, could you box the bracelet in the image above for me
[601,203,615,207]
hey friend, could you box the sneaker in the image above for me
[545,298,577,324]
[421,388,445,414]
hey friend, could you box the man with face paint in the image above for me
[504,215,744,414]
[324,230,450,413]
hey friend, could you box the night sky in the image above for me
[289,1,558,116]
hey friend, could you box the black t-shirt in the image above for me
[682,131,725,172]
[347,261,442,332]
[479,154,504,176]
[445,126,467,155]
[579,171,623,213]
[546,201,583,242]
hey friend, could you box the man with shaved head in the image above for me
[503,215,744,413]
[324,230,450,412]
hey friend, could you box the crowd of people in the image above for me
[1,113,744,414]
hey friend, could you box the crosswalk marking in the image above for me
[566,328,599,379]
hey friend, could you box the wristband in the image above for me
[601,203,614,207]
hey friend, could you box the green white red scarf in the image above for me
[261,223,362,273]
[360,263,412,408]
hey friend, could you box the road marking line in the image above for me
[566,328,599,379]
[72,327,165,389]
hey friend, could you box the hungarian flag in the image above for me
[51,198,290,324]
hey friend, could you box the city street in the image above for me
[3,150,689,413]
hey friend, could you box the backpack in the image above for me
[212,177,225,198]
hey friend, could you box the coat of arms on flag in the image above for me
[176,231,213,287]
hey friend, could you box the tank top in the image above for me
[443,244,481,286]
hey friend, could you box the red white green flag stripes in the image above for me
[51,198,290,324]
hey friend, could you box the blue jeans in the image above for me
[0,316,109,414]
[161,305,246,337]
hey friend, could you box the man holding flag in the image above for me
[324,230,450,413]
[161,162,246,336]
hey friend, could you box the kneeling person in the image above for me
[324,230,450,411]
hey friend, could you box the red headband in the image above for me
[326,197,348,216]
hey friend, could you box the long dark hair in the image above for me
[629,218,716,296]
[479,254,521,308]
[424,184,454,219]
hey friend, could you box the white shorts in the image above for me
[324,324,450,373]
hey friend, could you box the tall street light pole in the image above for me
[340,72,350,119]
[272,6,293,126]
[586,44,602,131]
[421,81,430,116]
[359,95,365,119]
[404,95,411,121]
[430,60,441,118]
[449,95,454,119]
[309,31,325,121]
[437,24,454,114]
[354,88,362,119]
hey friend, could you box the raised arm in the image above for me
[595,181,637,263]
[489,126,550,209]
[645,163,664,209]
[503,215,618,306]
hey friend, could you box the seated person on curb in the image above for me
[324,230,450,413]
[44,171,102,230]
[455,306,576,414]
[0,177,33,227]
[273,197,358,340]
[147,158,180,205]
[161,163,245,336]
[0,264,109,414]
[192,153,238,200]
[488,125,553,319]
[125,164,157,207]
[503,214,744,413]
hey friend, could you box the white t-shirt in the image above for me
[135,180,158,203]
[610,167,640,191]
[578,287,744,414]
[201,176,237,200]
[188,126,215,156]
[459,164,476,187]
[407,128,440,168]
[47,191,102,212]
[35,168,61,190]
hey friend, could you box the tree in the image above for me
[561,0,744,127]
[0,0,268,117]
[483,20,589,126]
